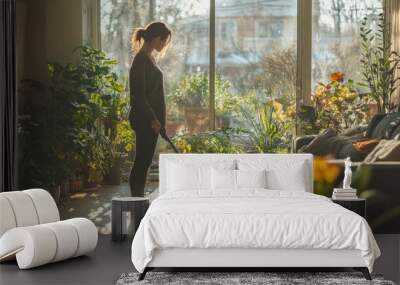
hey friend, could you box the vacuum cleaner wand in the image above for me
[160,128,180,153]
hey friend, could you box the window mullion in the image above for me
[296,0,312,134]
[209,0,216,130]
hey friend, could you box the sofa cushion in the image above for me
[300,128,337,156]
[300,129,364,160]
[340,125,367,137]
[392,124,400,139]
[366,113,386,138]
[370,112,400,139]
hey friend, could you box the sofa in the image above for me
[293,113,400,234]
[293,112,400,161]
[0,189,98,269]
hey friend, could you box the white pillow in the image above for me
[265,162,307,191]
[165,159,236,192]
[167,162,211,191]
[211,168,268,190]
[237,159,308,191]
[211,168,237,190]
[236,169,267,189]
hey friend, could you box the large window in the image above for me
[101,0,210,136]
[100,0,384,141]
[312,0,383,85]
[215,0,297,128]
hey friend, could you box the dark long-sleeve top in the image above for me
[129,51,166,130]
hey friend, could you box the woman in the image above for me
[129,22,172,197]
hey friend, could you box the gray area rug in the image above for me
[116,272,396,285]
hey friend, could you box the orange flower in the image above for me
[330,72,344,82]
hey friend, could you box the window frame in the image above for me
[96,0,386,133]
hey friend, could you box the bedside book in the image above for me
[332,188,358,200]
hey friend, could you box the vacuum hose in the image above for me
[159,127,180,153]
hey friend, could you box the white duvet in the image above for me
[131,190,380,273]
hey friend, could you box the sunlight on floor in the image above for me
[58,182,157,235]
[70,193,88,199]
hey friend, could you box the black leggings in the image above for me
[129,126,158,197]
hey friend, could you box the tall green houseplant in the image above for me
[360,13,400,113]
[48,46,130,185]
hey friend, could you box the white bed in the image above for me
[131,154,380,280]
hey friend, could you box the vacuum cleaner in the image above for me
[160,127,179,153]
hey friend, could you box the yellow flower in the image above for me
[314,85,326,98]
[286,104,296,118]
[313,156,340,183]
[324,164,340,183]
[272,101,283,113]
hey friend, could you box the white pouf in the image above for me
[0,189,98,269]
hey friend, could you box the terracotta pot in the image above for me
[165,121,185,137]
[184,107,209,133]
[69,178,83,192]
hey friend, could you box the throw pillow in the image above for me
[364,140,400,163]
[352,138,381,154]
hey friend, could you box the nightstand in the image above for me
[111,197,149,242]
[332,198,366,218]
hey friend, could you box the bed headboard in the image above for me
[159,153,314,194]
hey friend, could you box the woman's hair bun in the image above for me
[136,28,147,40]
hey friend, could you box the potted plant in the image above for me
[169,72,209,133]
[239,89,291,153]
[360,13,400,113]
[17,79,75,200]
[172,128,243,153]
[48,46,127,187]
[169,72,234,133]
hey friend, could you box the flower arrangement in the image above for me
[300,72,370,134]
[313,156,341,196]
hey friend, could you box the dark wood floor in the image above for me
[0,235,133,285]
[1,234,398,284]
